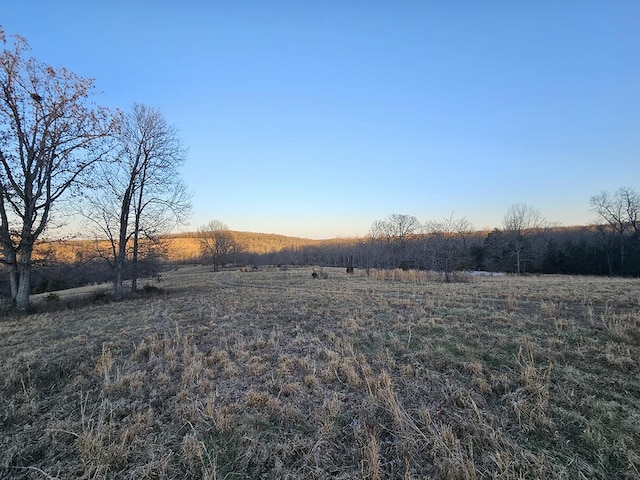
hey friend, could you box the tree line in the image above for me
[0,28,190,310]
[197,188,639,279]
[5,186,637,303]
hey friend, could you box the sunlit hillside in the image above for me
[165,231,328,257]
[33,231,352,264]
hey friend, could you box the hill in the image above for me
[164,231,329,258]
[33,231,355,264]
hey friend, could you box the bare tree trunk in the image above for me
[16,268,31,310]
[131,155,148,295]
[115,184,132,301]
[2,249,19,302]
[8,265,18,302]
[114,248,126,301]
[131,228,139,293]
[15,248,33,311]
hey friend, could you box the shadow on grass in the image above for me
[0,284,169,318]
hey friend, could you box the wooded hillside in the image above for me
[33,231,332,264]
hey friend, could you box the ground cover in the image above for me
[1,266,639,478]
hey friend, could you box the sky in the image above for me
[2,1,639,239]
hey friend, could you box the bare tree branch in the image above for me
[0,31,114,310]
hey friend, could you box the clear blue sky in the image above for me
[3,1,638,238]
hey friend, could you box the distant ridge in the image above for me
[34,230,361,264]
[164,231,361,259]
[35,225,592,264]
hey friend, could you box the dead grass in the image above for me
[1,266,639,478]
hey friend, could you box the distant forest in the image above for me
[193,193,640,279]
[259,223,639,277]
[230,223,639,278]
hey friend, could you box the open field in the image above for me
[1,266,639,479]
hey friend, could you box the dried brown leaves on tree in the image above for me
[0,29,114,309]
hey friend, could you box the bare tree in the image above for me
[198,220,239,270]
[0,30,114,309]
[369,214,421,268]
[79,104,191,300]
[376,213,421,244]
[127,105,191,293]
[590,187,639,274]
[502,204,543,274]
[425,214,474,281]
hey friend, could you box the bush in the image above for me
[311,267,328,279]
[45,293,60,302]
[142,284,163,295]
[89,291,111,305]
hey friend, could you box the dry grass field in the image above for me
[1,266,639,479]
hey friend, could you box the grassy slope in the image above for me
[1,267,639,479]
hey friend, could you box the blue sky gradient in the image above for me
[3,1,639,238]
